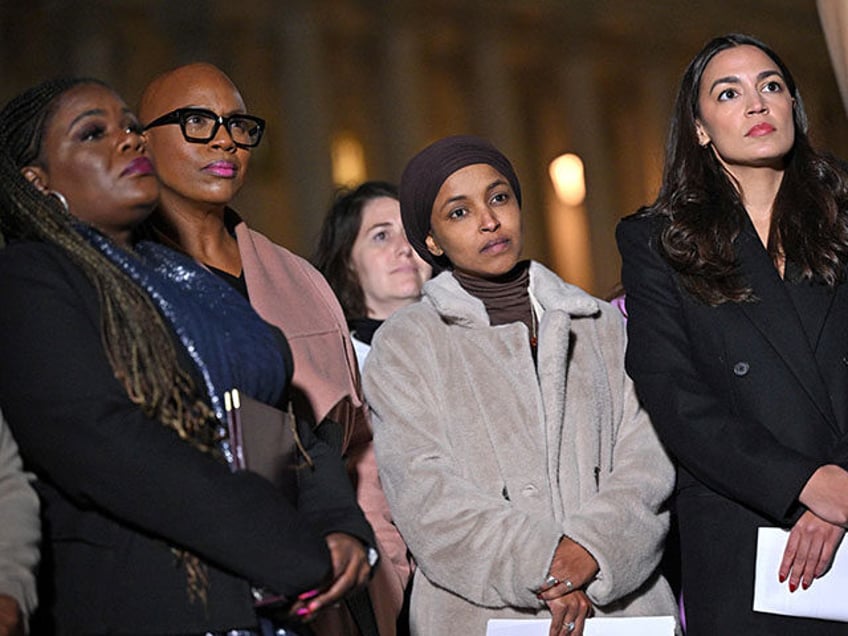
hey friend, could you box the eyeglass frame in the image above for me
[142,107,266,149]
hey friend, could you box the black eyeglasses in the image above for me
[143,108,265,149]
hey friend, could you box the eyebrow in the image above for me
[440,178,510,207]
[365,221,393,232]
[708,69,783,94]
[67,106,135,132]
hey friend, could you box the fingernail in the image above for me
[778,573,786,583]
[802,580,810,590]
[298,588,320,600]
[789,582,797,593]
[296,607,311,617]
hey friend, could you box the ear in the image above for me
[21,166,49,193]
[425,232,443,257]
[694,120,711,147]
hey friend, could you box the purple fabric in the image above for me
[399,135,521,272]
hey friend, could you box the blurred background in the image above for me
[2,0,846,296]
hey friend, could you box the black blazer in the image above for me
[617,213,848,636]
[0,241,373,634]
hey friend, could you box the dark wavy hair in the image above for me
[312,180,399,320]
[642,33,848,305]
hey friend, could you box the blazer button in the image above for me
[521,484,537,497]
[733,361,750,376]
[843,355,848,366]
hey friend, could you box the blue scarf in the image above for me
[79,226,287,430]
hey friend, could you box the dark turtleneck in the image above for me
[452,261,535,341]
[348,317,383,345]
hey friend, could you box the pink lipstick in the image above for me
[203,161,237,178]
[121,157,154,177]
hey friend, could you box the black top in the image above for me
[0,240,373,634]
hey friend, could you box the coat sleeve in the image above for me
[0,410,39,624]
[560,309,675,606]
[0,244,333,600]
[616,217,820,523]
[363,311,561,610]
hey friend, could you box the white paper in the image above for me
[754,526,848,621]
[486,616,675,636]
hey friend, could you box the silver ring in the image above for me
[563,578,574,591]
[565,621,576,632]
[544,573,560,588]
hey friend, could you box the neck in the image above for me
[729,165,785,247]
[367,297,418,321]
[152,198,242,276]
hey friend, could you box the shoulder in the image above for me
[616,209,665,247]
[0,240,88,291]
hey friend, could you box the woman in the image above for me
[617,34,848,635]
[139,63,402,635]
[0,77,372,634]
[313,181,432,373]
[362,135,678,636]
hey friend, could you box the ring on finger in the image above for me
[563,578,574,591]
[565,621,576,632]
[544,573,560,588]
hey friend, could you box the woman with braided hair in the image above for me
[0,78,372,635]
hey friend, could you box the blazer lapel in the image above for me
[735,227,839,431]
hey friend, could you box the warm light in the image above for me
[549,153,586,206]
[331,133,367,186]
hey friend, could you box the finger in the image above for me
[800,539,824,590]
[778,529,800,583]
[788,539,811,593]
[537,578,575,601]
[815,531,839,578]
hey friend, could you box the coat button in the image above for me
[733,361,750,376]
[843,355,848,366]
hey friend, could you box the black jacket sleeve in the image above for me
[0,242,335,599]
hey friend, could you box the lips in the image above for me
[121,156,154,177]
[480,237,511,254]
[746,122,776,137]
[203,161,238,178]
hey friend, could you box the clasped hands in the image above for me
[288,532,373,621]
[536,536,599,636]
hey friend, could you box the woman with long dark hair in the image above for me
[617,33,848,634]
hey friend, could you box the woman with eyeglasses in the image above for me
[139,63,402,635]
[0,76,373,635]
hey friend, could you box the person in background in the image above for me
[0,410,38,636]
[313,180,431,634]
[617,33,848,635]
[363,135,679,636]
[139,63,400,635]
[0,77,373,634]
[313,180,431,372]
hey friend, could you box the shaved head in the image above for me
[139,63,245,125]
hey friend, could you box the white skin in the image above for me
[349,196,431,320]
[697,44,848,592]
[426,163,597,636]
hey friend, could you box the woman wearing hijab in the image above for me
[362,135,678,636]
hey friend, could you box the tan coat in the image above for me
[363,262,677,635]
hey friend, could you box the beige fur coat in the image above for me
[363,262,677,635]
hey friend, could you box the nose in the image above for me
[746,91,768,116]
[120,127,145,153]
[397,236,414,257]
[210,122,237,152]
[480,207,501,232]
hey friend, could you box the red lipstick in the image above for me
[746,123,775,137]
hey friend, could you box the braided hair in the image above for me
[0,77,219,454]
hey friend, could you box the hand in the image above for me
[0,595,23,636]
[289,532,371,620]
[547,590,592,636]
[798,465,848,527]
[779,510,845,592]
[537,537,599,601]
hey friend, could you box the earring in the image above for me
[47,190,70,214]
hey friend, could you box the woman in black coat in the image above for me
[617,34,848,635]
[0,78,373,634]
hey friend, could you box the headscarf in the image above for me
[399,135,522,272]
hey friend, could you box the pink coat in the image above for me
[235,221,411,635]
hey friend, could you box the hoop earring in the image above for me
[48,190,70,214]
